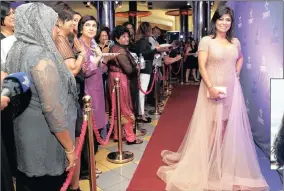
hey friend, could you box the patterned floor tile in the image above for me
[117,140,149,153]
[96,161,111,173]
[79,180,103,191]
[98,158,130,170]
[145,126,155,136]
[100,139,117,149]
[112,163,138,180]
[143,135,151,141]
[95,149,110,162]
[104,180,130,191]
[150,119,158,126]
[96,170,128,189]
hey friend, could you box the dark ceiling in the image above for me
[147,1,192,9]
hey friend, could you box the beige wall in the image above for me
[174,15,193,32]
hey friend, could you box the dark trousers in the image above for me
[129,77,139,132]
[16,171,66,191]
[1,136,14,191]
[1,107,17,176]
[147,72,155,106]
[80,131,99,174]
[1,106,17,191]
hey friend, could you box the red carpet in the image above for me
[127,85,199,191]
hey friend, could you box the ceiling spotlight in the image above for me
[187,1,190,6]
[115,1,119,4]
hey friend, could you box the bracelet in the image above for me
[208,86,213,89]
[65,146,75,154]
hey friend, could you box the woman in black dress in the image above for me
[184,37,199,83]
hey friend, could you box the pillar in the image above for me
[98,1,115,31]
[128,1,137,30]
[179,8,189,42]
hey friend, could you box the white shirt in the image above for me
[149,36,163,67]
[149,36,159,50]
[1,35,17,71]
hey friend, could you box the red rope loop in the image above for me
[60,120,88,191]
[137,70,157,95]
[60,89,116,190]
[171,60,182,75]
[91,88,116,145]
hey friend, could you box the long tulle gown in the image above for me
[157,36,269,191]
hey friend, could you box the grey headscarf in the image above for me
[4,3,78,106]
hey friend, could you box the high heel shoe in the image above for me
[127,138,143,145]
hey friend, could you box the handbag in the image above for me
[207,86,227,99]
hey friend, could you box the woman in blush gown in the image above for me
[157,6,269,191]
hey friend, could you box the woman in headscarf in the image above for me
[4,3,77,190]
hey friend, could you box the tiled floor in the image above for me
[79,103,166,191]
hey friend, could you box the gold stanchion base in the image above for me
[107,151,134,164]
[148,110,162,115]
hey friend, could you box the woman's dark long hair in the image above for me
[111,25,130,45]
[188,37,197,51]
[1,2,11,26]
[49,2,74,22]
[209,6,235,43]
[273,114,284,168]
[77,15,97,38]
[136,22,151,41]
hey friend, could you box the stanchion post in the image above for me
[180,58,184,85]
[169,65,173,90]
[165,65,171,96]
[82,96,97,191]
[157,66,165,106]
[107,78,134,164]
[149,66,162,115]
